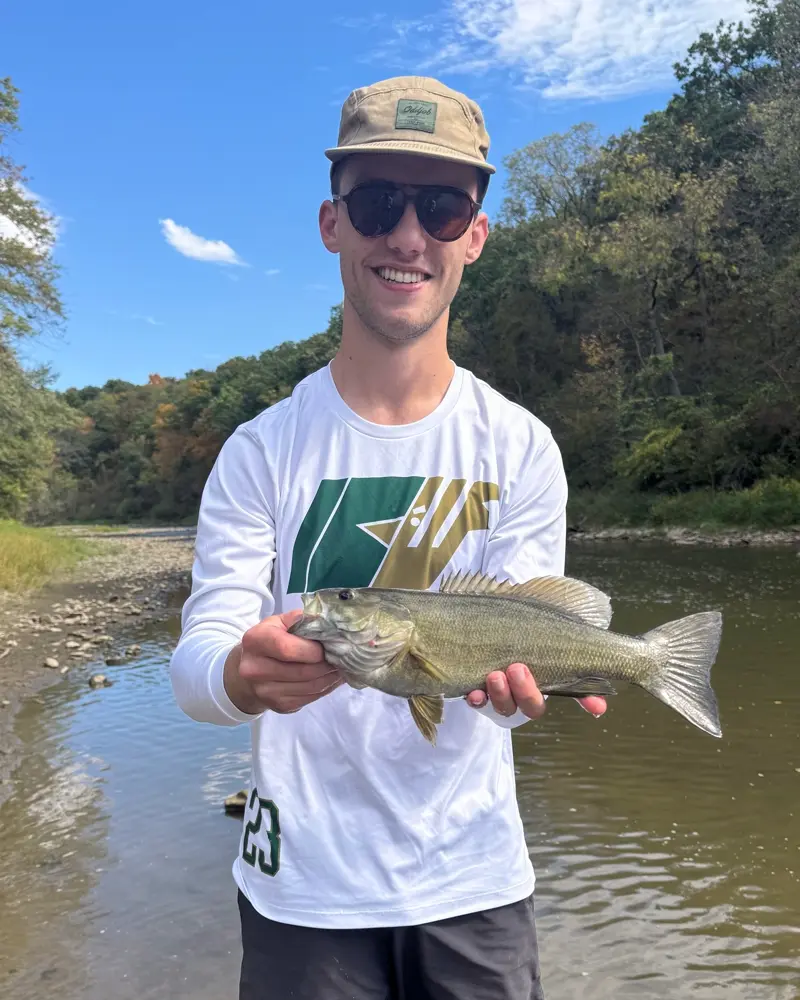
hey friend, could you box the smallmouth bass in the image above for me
[288,571,723,745]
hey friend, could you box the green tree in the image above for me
[0,77,64,343]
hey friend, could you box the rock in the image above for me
[224,790,249,814]
[43,657,60,669]
[104,654,125,666]
[65,640,80,650]
[125,644,142,656]
[88,674,113,688]
[1,700,10,708]
[59,666,70,674]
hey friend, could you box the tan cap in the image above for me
[325,75,495,176]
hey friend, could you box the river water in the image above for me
[1,543,798,999]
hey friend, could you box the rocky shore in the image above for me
[568,524,800,547]
[0,527,196,804]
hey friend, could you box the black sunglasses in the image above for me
[333,181,481,243]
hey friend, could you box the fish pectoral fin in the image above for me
[539,676,618,698]
[408,647,449,683]
[408,695,444,746]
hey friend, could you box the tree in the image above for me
[0,77,64,343]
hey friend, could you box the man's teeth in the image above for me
[376,267,426,284]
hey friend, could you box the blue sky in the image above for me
[4,0,752,391]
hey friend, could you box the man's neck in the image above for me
[329,305,455,426]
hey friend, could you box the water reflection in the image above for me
[0,544,798,998]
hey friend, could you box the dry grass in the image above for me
[0,520,98,594]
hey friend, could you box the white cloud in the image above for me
[448,0,754,99]
[265,268,281,276]
[0,184,61,253]
[349,1,753,101]
[159,217,246,265]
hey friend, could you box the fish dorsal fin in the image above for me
[438,571,612,629]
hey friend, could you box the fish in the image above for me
[287,571,723,746]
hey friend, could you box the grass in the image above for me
[0,520,99,594]
[568,477,800,532]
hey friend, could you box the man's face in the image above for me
[319,153,489,345]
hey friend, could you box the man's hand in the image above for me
[223,609,342,716]
[465,663,607,720]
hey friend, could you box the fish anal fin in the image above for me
[439,572,612,629]
[539,676,617,698]
[408,694,444,745]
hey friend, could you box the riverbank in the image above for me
[0,526,196,805]
[568,524,800,547]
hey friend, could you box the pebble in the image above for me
[89,674,113,688]
[43,657,60,669]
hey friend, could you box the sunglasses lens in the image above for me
[418,189,474,241]
[346,186,404,237]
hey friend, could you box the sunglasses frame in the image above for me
[332,181,482,243]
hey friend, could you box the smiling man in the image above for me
[170,76,606,1000]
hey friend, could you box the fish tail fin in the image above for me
[639,611,723,738]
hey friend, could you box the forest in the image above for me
[2,0,798,529]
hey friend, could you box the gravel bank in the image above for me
[0,526,196,804]
[568,525,800,547]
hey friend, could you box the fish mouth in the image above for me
[302,593,324,617]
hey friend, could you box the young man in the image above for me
[170,76,606,999]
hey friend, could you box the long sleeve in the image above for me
[472,429,568,730]
[170,425,278,727]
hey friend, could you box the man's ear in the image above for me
[464,212,489,266]
[319,199,341,254]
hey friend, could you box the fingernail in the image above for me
[592,712,602,718]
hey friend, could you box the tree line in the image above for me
[2,0,798,528]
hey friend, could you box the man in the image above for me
[170,75,606,999]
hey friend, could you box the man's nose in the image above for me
[386,199,427,257]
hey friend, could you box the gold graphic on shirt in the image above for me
[373,478,499,590]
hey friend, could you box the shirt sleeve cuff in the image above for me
[208,643,267,726]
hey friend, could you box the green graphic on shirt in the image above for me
[287,476,500,594]
[241,788,281,877]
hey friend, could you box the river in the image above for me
[1,543,798,999]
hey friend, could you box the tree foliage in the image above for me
[7,1,800,526]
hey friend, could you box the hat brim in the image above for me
[324,139,496,175]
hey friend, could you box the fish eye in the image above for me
[338,589,354,601]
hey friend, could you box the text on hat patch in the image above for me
[395,99,437,134]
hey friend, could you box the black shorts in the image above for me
[237,889,544,1000]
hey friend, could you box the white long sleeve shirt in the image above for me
[170,362,567,929]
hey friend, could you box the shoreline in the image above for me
[568,525,800,547]
[0,527,196,806]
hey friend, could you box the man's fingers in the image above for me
[576,695,607,717]
[505,663,546,720]
[485,670,518,717]
[240,655,339,684]
[257,676,344,713]
[242,619,325,664]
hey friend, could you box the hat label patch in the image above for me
[395,99,437,134]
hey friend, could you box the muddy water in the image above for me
[0,544,798,999]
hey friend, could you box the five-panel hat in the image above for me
[325,76,496,177]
